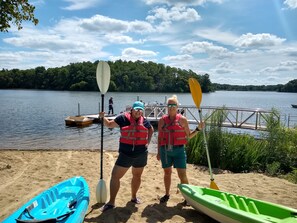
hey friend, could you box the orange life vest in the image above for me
[159,114,187,146]
[119,112,148,146]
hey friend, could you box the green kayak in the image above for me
[178,184,297,223]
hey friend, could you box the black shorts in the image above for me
[115,151,148,168]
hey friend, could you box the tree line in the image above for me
[0,60,212,92]
[213,79,297,92]
[0,60,296,93]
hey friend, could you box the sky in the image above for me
[0,0,297,85]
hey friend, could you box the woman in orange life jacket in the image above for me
[99,101,154,212]
[157,95,203,203]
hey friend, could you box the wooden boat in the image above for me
[178,184,297,223]
[292,104,297,108]
[65,115,93,126]
[3,176,90,223]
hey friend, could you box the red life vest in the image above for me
[119,112,148,146]
[159,114,187,146]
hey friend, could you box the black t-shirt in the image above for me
[114,113,152,156]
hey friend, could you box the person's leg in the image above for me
[131,166,144,200]
[159,146,173,202]
[107,165,129,206]
[174,147,188,184]
[159,167,172,203]
[163,167,172,195]
[176,168,188,184]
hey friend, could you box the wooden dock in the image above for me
[68,105,297,130]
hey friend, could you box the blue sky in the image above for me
[0,0,297,85]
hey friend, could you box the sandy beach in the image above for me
[1,149,296,223]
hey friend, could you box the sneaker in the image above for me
[159,195,170,203]
[131,197,141,204]
[101,204,115,212]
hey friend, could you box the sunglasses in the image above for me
[167,104,177,108]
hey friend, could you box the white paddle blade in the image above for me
[96,179,107,203]
[96,61,111,94]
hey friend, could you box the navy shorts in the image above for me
[115,151,148,168]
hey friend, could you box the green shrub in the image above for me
[266,161,281,176]
[186,107,297,183]
[286,168,297,184]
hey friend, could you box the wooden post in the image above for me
[78,103,80,116]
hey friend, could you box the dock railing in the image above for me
[143,105,296,130]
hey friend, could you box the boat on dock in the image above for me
[65,116,93,127]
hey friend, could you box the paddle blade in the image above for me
[96,61,111,94]
[96,179,107,203]
[210,180,219,190]
[188,78,202,108]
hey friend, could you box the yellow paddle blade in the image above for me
[188,78,202,108]
[210,180,220,190]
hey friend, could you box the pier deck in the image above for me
[79,105,297,130]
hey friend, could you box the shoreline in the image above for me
[1,149,297,222]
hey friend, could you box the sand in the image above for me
[0,149,296,222]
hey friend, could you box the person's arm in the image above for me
[180,116,202,140]
[157,118,164,160]
[99,112,119,128]
[147,125,154,146]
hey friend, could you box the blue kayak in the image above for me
[3,176,90,223]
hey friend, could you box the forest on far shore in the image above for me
[0,60,296,93]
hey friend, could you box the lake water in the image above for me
[0,90,296,153]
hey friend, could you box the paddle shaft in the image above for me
[100,94,104,179]
[198,109,215,181]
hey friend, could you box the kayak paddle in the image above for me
[188,77,219,190]
[95,61,111,203]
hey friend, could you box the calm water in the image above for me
[0,90,296,152]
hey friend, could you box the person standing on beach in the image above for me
[99,101,154,212]
[157,95,203,203]
[108,97,114,115]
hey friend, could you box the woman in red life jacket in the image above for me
[157,95,203,203]
[99,101,154,212]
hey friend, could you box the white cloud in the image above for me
[79,15,129,32]
[260,60,297,73]
[284,0,297,9]
[110,47,158,61]
[163,54,193,61]
[106,35,138,44]
[146,6,200,23]
[194,28,239,46]
[62,0,101,10]
[122,47,158,57]
[234,33,286,48]
[181,41,228,54]
[143,0,223,6]
[80,15,155,34]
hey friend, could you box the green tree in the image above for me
[0,0,38,32]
